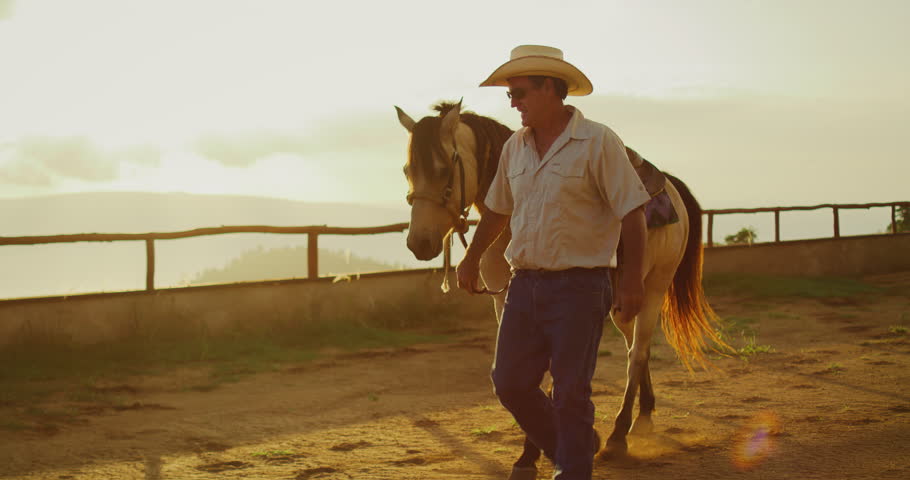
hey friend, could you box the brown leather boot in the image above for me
[507,465,538,480]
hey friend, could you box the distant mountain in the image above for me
[0,192,437,299]
[190,245,404,285]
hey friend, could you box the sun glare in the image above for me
[732,410,782,470]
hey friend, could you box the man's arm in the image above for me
[456,210,509,293]
[616,205,647,319]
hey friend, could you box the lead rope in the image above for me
[441,231,453,292]
[441,148,466,293]
[452,149,469,248]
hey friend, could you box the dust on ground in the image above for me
[1,272,908,479]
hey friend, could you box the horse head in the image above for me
[395,101,480,260]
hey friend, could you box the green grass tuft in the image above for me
[738,337,774,356]
[826,362,846,374]
[471,426,498,436]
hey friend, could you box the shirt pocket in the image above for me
[547,159,589,202]
[507,164,529,199]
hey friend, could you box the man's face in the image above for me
[507,76,548,128]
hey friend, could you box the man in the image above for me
[456,45,650,480]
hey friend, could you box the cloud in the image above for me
[0,136,162,186]
[115,145,162,167]
[192,113,406,167]
[0,160,53,187]
[16,136,118,182]
[192,132,310,168]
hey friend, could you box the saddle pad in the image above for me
[645,190,679,229]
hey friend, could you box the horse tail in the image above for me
[661,174,732,371]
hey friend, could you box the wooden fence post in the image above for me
[707,212,714,247]
[774,210,781,242]
[893,204,898,234]
[833,206,840,238]
[307,233,318,279]
[145,239,155,291]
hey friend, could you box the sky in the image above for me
[0,0,908,228]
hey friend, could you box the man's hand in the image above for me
[454,210,509,295]
[615,274,644,320]
[456,255,482,294]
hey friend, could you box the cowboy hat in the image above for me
[479,45,593,96]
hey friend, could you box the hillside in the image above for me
[190,245,404,285]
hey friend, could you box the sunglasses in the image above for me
[506,88,527,100]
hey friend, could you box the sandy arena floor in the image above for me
[1,272,908,479]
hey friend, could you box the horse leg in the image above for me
[601,305,636,458]
[602,291,662,458]
[629,358,655,436]
[628,289,665,436]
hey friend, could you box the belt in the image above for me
[514,266,610,277]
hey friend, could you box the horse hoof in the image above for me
[507,465,538,480]
[596,439,628,462]
[629,417,654,436]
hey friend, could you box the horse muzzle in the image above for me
[407,231,443,261]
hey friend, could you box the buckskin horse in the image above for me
[394,101,727,474]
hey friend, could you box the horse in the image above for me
[394,101,727,474]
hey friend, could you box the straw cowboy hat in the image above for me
[479,45,593,96]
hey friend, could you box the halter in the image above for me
[406,145,471,248]
[406,135,507,296]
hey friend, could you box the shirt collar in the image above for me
[519,105,594,145]
[566,106,595,140]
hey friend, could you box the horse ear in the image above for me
[395,106,416,133]
[440,98,462,135]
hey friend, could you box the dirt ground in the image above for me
[1,272,909,480]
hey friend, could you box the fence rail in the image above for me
[703,201,908,247]
[0,201,906,292]
[0,224,415,291]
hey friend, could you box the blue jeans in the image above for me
[491,267,611,480]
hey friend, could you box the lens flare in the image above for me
[732,410,781,470]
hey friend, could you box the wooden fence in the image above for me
[0,201,906,292]
[0,224,414,292]
[703,201,909,247]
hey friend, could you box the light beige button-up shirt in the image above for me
[484,106,650,270]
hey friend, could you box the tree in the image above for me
[725,226,758,245]
[886,204,909,233]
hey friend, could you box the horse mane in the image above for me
[432,102,514,210]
